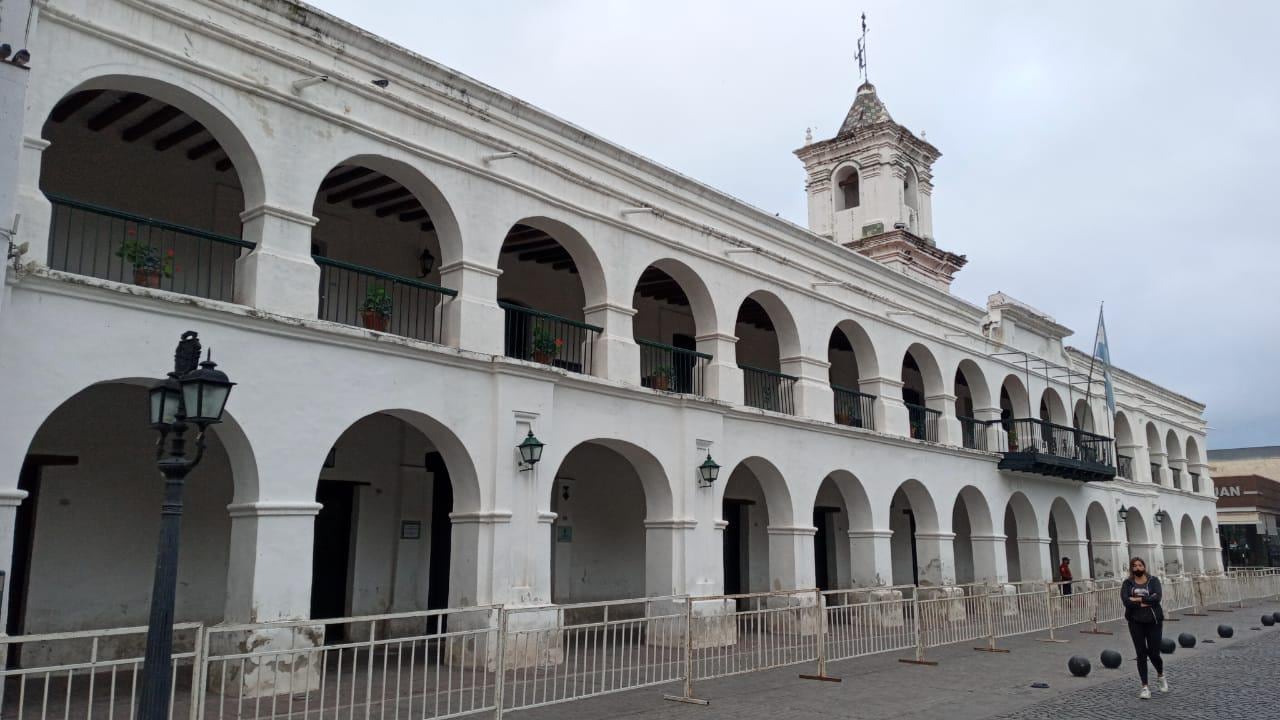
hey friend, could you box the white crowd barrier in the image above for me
[2,570,1276,719]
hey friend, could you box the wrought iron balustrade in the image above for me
[637,339,710,395]
[832,385,876,430]
[740,365,796,415]
[998,417,1115,482]
[315,256,455,344]
[46,194,253,302]
[904,402,940,442]
[958,415,987,450]
[1117,454,1133,480]
[1171,468,1182,489]
[500,302,600,375]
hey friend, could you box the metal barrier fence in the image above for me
[5,572,1276,719]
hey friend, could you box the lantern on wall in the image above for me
[697,453,721,487]
[517,430,545,470]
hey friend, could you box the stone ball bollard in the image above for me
[1272,612,1280,623]
[1218,624,1234,638]
[1067,656,1091,677]
[1178,632,1196,648]
[1100,649,1123,669]
[1262,614,1276,627]
[1159,637,1176,654]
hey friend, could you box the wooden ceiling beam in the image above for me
[352,187,410,209]
[420,221,436,232]
[87,93,149,131]
[326,176,393,203]
[186,139,221,160]
[519,247,572,263]
[215,157,234,173]
[375,199,421,217]
[399,209,429,222]
[319,167,373,191]
[122,105,183,142]
[154,122,204,152]
[50,90,104,123]
[501,238,560,254]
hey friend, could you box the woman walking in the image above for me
[1121,557,1167,699]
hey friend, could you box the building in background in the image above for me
[1210,447,1280,568]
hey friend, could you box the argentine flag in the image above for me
[1093,306,1116,417]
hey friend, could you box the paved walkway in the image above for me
[515,603,1280,719]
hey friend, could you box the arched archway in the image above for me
[9,380,253,645]
[901,344,944,442]
[497,217,607,376]
[1039,388,1069,426]
[1114,411,1136,480]
[310,157,463,342]
[812,470,876,589]
[1073,399,1096,433]
[1145,422,1164,485]
[549,439,675,601]
[1201,516,1220,572]
[951,486,997,585]
[41,79,265,302]
[631,258,717,395]
[1178,515,1201,574]
[721,457,798,593]
[1124,508,1151,574]
[1085,501,1116,578]
[902,165,920,232]
[1165,430,1185,490]
[735,291,802,414]
[954,360,991,449]
[312,410,482,631]
[834,164,861,211]
[1185,436,1204,493]
[1003,492,1044,583]
[889,480,946,586]
[829,320,880,429]
[1048,498,1084,583]
[999,374,1031,451]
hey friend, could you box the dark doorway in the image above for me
[311,480,356,639]
[813,506,839,591]
[8,455,75,668]
[722,499,752,595]
[424,452,453,612]
[904,508,919,585]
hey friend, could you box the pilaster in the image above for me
[223,500,322,623]
[927,392,960,445]
[847,529,894,587]
[697,332,743,405]
[767,525,818,591]
[439,260,504,355]
[969,533,1009,585]
[779,355,834,423]
[914,531,957,586]
[860,376,908,436]
[0,489,28,631]
[1016,536,1052,583]
[584,302,640,383]
[236,204,321,318]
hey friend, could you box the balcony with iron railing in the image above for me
[740,365,796,415]
[637,339,711,395]
[1190,472,1201,493]
[957,416,987,451]
[1171,467,1182,490]
[1151,463,1163,484]
[1117,454,1133,480]
[904,403,940,442]
[315,256,455,344]
[500,302,601,375]
[997,417,1116,482]
[832,386,875,430]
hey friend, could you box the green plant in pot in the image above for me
[361,286,393,332]
[116,235,174,288]
[649,364,676,391]
[531,323,563,364]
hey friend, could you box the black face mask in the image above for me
[1132,568,1146,577]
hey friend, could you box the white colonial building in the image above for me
[0,0,1219,645]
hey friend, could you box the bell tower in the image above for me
[794,15,965,290]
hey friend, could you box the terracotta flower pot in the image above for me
[532,351,554,365]
[653,376,670,391]
[361,310,389,332]
[133,269,162,288]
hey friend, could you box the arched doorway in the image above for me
[549,440,674,602]
[40,82,261,301]
[889,480,945,586]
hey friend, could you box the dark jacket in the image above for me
[1121,576,1164,623]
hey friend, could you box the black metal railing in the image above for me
[46,194,253,302]
[1151,463,1162,484]
[740,365,796,415]
[1000,417,1115,467]
[958,416,987,450]
[905,403,940,442]
[637,339,710,395]
[500,302,600,375]
[1117,454,1133,480]
[832,385,876,430]
[1171,468,1182,489]
[315,256,455,344]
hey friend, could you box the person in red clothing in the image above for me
[1059,556,1073,595]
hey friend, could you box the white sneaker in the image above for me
[1139,686,1151,700]
[1158,676,1169,693]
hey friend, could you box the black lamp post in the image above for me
[138,331,234,720]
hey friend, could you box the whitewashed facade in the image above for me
[0,0,1219,644]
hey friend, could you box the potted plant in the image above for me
[531,323,563,365]
[361,286,393,332]
[835,409,852,426]
[648,365,676,391]
[115,236,174,288]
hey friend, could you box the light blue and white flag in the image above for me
[1093,305,1116,417]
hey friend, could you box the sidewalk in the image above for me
[514,603,1280,720]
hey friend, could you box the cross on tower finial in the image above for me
[856,12,869,83]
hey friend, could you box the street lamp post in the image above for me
[137,331,234,720]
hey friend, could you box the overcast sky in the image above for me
[309,1,1279,449]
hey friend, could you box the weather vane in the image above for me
[856,12,869,83]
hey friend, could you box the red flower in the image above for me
[554,338,564,348]
[166,249,175,257]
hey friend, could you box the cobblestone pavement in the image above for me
[514,604,1280,720]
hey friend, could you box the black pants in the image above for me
[1128,621,1164,684]
[1062,582,1072,595]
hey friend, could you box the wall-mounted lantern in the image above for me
[697,453,720,487]
[1118,506,1129,523]
[517,430,544,471]
[1155,509,1167,525]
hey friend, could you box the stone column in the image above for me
[14,136,51,269]
[914,531,957,587]
[1091,539,1125,579]
[1147,451,1168,487]
[767,525,817,590]
[779,355,834,423]
[439,260,505,355]
[969,533,1009,585]
[0,489,28,631]
[236,205,321,318]
[697,333,743,405]
[584,302,640,383]
[1017,536,1052,582]
[643,519,694,598]
[847,529,894,587]
[927,393,960,445]
[860,376,909,436]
